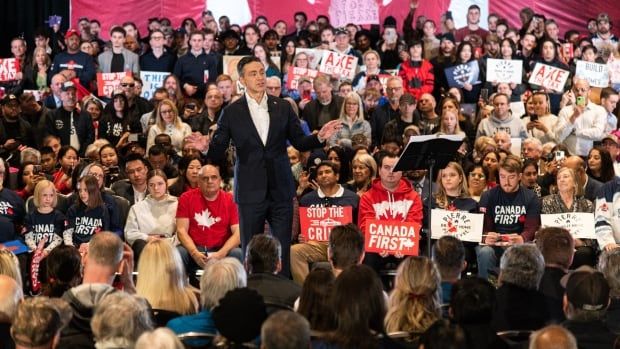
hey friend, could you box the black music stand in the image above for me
[393,134,465,256]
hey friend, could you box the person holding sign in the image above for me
[476,155,541,279]
[291,161,358,284]
[541,167,595,268]
[553,78,607,157]
[359,151,423,274]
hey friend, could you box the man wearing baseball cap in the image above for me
[601,134,620,176]
[333,27,362,64]
[0,94,35,160]
[50,28,96,88]
[561,266,617,347]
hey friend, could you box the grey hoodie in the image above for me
[476,113,528,139]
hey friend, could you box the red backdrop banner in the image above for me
[70,0,618,40]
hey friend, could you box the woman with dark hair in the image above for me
[168,155,203,197]
[481,150,500,188]
[531,38,568,114]
[466,164,488,202]
[587,147,615,183]
[452,41,483,104]
[521,159,544,198]
[181,18,197,34]
[82,97,104,140]
[99,144,125,187]
[326,146,351,183]
[53,145,79,194]
[312,264,392,349]
[280,38,297,74]
[63,175,111,253]
[297,268,336,333]
[39,245,82,297]
[16,161,42,200]
[99,93,131,148]
[253,43,280,77]
[236,24,260,55]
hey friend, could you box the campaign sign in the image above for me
[0,58,21,82]
[140,71,168,100]
[295,48,323,69]
[430,209,484,243]
[540,213,596,239]
[575,61,610,88]
[286,67,319,90]
[300,206,353,242]
[97,71,130,98]
[486,58,523,84]
[445,61,480,88]
[0,240,28,255]
[319,51,358,80]
[364,220,420,256]
[328,0,380,27]
[528,63,570,93]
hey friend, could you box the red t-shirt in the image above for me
[176,188,239,248]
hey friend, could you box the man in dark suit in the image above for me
[111,154,150,205]
[208,56,341,276]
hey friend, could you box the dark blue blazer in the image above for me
[208,95,322,204]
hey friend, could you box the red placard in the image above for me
[0,58,21,82]
[299,206,353,242]
[364,219,420,256]
[96,71,131,98]
[286,66,319,91]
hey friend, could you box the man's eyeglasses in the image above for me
[121,83,135,88]
[88,172,104,179]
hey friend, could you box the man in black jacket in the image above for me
[0,94,35,162]
[44,81,94,156]
[300,75,343,132]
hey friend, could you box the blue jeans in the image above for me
[475,245,505,279]
[177,245,243,278]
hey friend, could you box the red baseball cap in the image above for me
[65,28,80,39]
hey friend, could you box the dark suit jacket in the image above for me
[111,179,135,205]
[208,95,322,204]
[247,273,301,309]
[585,176,603,202]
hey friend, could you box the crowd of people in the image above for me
[2,0,620,348]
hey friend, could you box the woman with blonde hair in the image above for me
[136,240,198,326]
[328,92,371,148]
[429,162,477,212]
[385,256,442,339]
[0,249,22,288]
[345,153,377,196]
[23,47,51,90]
[146,99,192,156]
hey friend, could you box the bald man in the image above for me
[529,325,577,349]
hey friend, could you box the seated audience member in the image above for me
[541,167,595,268]
[297,268,336,333]
[382,94,417,146]
[562,266,618,349]
[261,311,311,349]
[0,275,23,349]
[135,328,184,349]
[168,155,202,197]
[176,165,242,276]
[246,234,300,310]
[91,292,153,349]
[345,153,377,197]
[595,174,620,251]
[146,99,192,156]
[291,161,358,284]
[587,146,615,184]
[432,236,467,304]
[59,232,135,348]
[563,155,602,202]
[167,258,246,346]
[125,170,178,262]
[52,145,78,195]
[477,155,541,279]
[450,278,508,349]
[39,245,82,298]
[493,244,549,332]
[312,264,399,348]
[521,159,545,198]
[466,164,488,202]
[23,180,64,256]
[535,227,574,323]
[493,131,512,153]
[147,144,179,179]
[111,153,150,205]
[359,151,423,274]
[0,158,26,243]
[598,249,620,335]
[212,287,268,348]
[301,75,343,131]
[476,93,527,139]
[384,257,441,342]
[10,296,71,349]
[528,324,578,349]
[136,240,198,326]
[328,223,365,277]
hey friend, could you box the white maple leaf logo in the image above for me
[402,239,415,248]
[194,208,221,228]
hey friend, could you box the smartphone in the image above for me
[185,103,197,110]
[576,96,586,106]
[530,114,538,122]
[555,150,565,162]
[108,166,120,175]
[480,88,489,102]
[128,133,139,142]
[385,28,397,44]
[302,90,312,101]
[33,165,42,175]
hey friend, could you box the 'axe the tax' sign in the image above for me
[364,220,420,256]
[528,63,570,93]
[299,206,353,242]
[319,51,358,80]
[0,58,21,82]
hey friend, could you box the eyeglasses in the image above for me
[160,109,174,115]
[573,88,589,93]
[121,83,135,88]
[469,173,485,179]
[88,172,104,179]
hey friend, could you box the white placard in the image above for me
[575,61,610,88]
[486,58,523,84]
[319,50,358,80]
[528,63,570,93]
[540,212,596,239]
[431,209,484,243]
[139,71,168,100]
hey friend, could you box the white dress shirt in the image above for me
[246,92,270,145]
[553,101,607,156]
